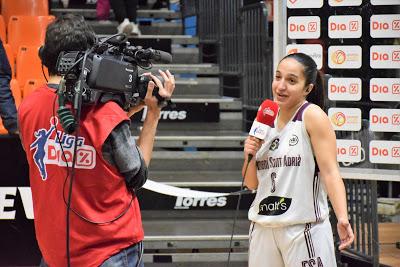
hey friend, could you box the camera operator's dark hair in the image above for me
[280,52,325,111]
[40,14,96,75]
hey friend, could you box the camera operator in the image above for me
[18,14,175,267]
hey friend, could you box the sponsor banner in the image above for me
[328,15,362,39]
[288,16,321,39]
[370,45,400,69]
[131,102,220,122]
[370,78,400,102]
[369,140,400,164]
[328,45,362,69]
[137,186,255,210]
[0,184,255,215]
[328,0,362,6]
[0,187,33,220]
[337,139,362,163]
[371,15,400,38]
[371,0,400,5]
[286,0,323,9]
[369,109,400,132]
[328,108,362,131]
[286,44,323,69]
[328,77,362,101]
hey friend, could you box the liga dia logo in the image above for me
[331,112,346,127]
[331,50,346,64]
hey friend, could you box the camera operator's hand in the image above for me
[126,70,175,117]
[144,69,175,112]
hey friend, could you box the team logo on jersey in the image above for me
[289,134,299,146]
[30,117,96,181]
[258,196,292,216]
[269,138,280,151]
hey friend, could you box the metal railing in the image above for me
[344,179,379,266]
[241,2,272,131]
[219,0,242,75]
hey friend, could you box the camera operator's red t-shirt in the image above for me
[19,85,144,267]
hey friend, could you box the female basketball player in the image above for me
[243,53,354,267]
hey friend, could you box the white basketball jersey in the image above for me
[248,102,329,227]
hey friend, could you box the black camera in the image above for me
[56,34,172,109]
[54,34,173,133]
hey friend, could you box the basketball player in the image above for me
[243,53,354,267]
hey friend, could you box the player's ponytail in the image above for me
[307,70,325,111]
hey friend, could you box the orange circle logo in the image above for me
[332,50,346,65]
[331,112,346,126]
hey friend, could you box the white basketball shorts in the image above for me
[248,218,337,267]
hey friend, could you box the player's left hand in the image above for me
[337,219,354,250]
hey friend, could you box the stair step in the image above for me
[147,151,243,171]
[148,132,246,148]
[171,96,241,109]
[174,77,219,95]
[171,46,199,64]
[140,22,183,35]
[147,170,244,185]
[85,21,183,35]
[129,34,199,44]
[136,117,242,132]
[140,64,219,75]
[143,218,249,240]
[142,253,247,265]
[87,20,118,34]
[51,8,182,20]
[97,34,198,45]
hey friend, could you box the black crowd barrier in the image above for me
[219,0,242,75]
[195,0,272,117]
[196,0,219,63]
[345,179,380,267]
[241,2,273,131]
[219,0,242,97]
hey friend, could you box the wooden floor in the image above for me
[379,223,400,267]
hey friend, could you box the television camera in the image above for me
[55,34,173,133]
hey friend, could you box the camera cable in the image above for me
[227,156,252,267]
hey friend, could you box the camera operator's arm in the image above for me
[134,70,175,166]
[103,122,148,190]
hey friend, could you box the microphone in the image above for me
[248,99,279,161]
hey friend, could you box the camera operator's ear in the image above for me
[38,45,49,68]
[38,45,45,61]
